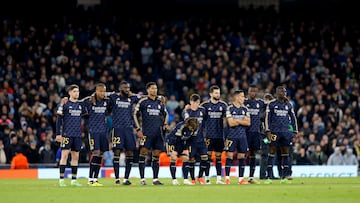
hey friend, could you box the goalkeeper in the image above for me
[166,117,200,185]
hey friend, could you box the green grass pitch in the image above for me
[0,178,359,203]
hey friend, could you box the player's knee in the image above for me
[200,155,208,161]
[125,150,133,156]
[140,147,148,155]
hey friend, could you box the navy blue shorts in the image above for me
[246,131,261,151]
[225,137,248,153]
[61,136,82,152]
[189,140,208,158]
[89,132,109,152]
[269,132,293,147]
[140,131,165,151]
[112,127,136,151]
[167,139,189,154]
[205,138,224,152]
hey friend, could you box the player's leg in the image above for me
[181,150,193,185]
[59,148,70,186]
[259,139,268,179]
[94,134,109,186]
[151,149,162,185]
[123,150,134,185]
[139,135,150,185]
[112,128,122,185]
[197,154,207,184]
[69,137,82,186]
[279,133,292,184]
[123,128,137,185]
[214,139,225,184]
[187,143,196,183]
[197,141,208,184]
[113,148,121,184]
[225,151,233,184]
[88,133,97,184]
[237,137,249,184]
[248,132,261,184]
[264,144,277,184]
[151,134,166,185]
[169,147,179,185]
[204,138,212,184]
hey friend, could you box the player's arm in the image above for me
[226,105,238,127]
[162,105,169,130]
[55,113,63,143]
[264,103,272,140]
[289,104,299,136]
[238,113,251,127]
[133,99,144,138]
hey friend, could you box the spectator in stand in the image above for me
[343,148,358,166]
[10,146,29,169]
[0,139,7,164]
[327,147,344,165]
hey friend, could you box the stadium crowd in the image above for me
[0,5,359,171]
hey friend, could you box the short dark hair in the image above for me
[190,94,200,102]
[249,84,257,89]
[233,89,244,96]
[95,83,106,90]
[209,85,220,93]
[66,84,79,93]
[120,81,129,86]
[146,82,156,90]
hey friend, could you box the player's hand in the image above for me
[137,130,144,139]
[157,95,166,105]
[184,104,191,110]
[292,132,298,142]
[163,124,169,131]
[55,135,62,143]
[61,97,68,105]
[128,91,136,96]
[266,131,271,141]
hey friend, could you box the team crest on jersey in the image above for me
[158,105,161,109]
[200,112,203,116]
[242,110,245,115]
[246,104,250,107]
[256,103,259,108]
[69,106,73,109]
[285,105,288,110]
[104,102,107,106]
[79,105,82,110]
[128,98,131,102]
[208,107,211,110]
[219,107,223,111]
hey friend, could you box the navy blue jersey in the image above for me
[109,93,140,128]
[265,100,298,133]
[244,98,265,132]
[56,101,87,137]
[134,97,168,135]
[182,107,206,142]
[225,104,250,139]
[83,97,111,133]
[201,100,227,139]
